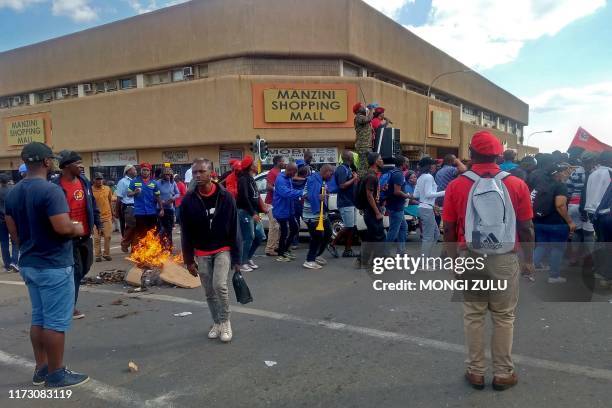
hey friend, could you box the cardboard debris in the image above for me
[125,267,144,287]
[128,361,139,373]
[160,260,201,289]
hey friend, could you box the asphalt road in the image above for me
[1,231,611,408]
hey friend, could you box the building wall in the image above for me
[0,0,527,124]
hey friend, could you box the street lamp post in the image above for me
[526,130,552,146]
[423,69,472,156]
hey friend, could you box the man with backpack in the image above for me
[356,152,386,269]
[443,131,535,391]
[531,162,576,283]
[382,156,411,253]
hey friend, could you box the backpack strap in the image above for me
[461,170,479,182]
[494,171,511,181]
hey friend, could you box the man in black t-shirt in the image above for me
[359,152,386,269]
[532,162,576,283]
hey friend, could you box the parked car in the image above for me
[254,171,416,239]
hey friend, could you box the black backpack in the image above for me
[531,179,556,219]
[354,178,369,210]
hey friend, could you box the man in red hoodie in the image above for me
[443,131,535,391]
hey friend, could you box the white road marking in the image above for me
[2,280,612,382]
[0,350,177,408]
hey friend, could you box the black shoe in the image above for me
[327,244,339,258]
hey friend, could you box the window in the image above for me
[95,82,106,93]
[342,61,361,77]
[0,98,9,109]
[105,80,118,92]
[462,106,476,116]
[37,92,53,103]
[70,86,79,96]
[146,71,170,86]
[198,64,209,78]
[119,78,135,89]
[172,69,185,82]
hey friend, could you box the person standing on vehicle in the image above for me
[329,150,360,258]
[6,142,90,388]
[181,159,240,343]
[264,155,286,256]
[53,150,101,320]
[302,164,334,269]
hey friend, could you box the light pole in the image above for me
[423,69,472,156]
[526,130,552,145]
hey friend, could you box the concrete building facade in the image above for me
[0,0,536,180]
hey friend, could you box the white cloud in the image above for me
[525,82,612,152]
[0,0,44,10]
[52,0,97,22]
[405,0,606,70]
[127,0,189,14]
[363,0,414,18]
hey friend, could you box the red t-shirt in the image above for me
[442,163,533,245]
[60,178,90,236]
[265,167,281,205]
[175,181,187,207]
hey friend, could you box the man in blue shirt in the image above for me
[499,150,518,172]
[329,150,360,258]
[127,163,164,249]
[434,154,467,207]
[115,164,137,252]
[157,167,180,249]
[385,156,411,253]
[5,142,89,388]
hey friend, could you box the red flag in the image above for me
[569,127,612,153]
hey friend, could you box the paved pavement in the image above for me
[1,231,612,407]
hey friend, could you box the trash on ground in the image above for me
[173,312,193,317]
[264,361,277,367]
[128,361,139,373]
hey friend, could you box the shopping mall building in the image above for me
[0,0,536,180]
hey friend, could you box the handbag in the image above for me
[232,271,253,304]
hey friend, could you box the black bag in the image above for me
[232,271,253,304]
[354,178,369,210]
[532,180,555,219]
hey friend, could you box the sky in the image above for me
[1,0,611,152]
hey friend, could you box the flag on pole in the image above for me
[569,127,611,153]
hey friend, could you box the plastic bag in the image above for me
[232,271,253,304]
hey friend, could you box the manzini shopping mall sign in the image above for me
[3,113,52,147]
[252,83,357,129]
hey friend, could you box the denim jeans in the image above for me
[534,223,569,278]
[0,219,18,268]
[238,209,266,265]
[385,209,407,253]
[196,251,231,323]
[593,214,612,280]
[420,207,440,257]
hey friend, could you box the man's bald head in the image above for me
[285,162,298,178]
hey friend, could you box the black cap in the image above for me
[418,156,437,168]
[21,142,58,163]
[94,172,104,180]
[58,150,82,169]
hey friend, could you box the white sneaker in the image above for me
[548,277,567,284]
[248,260,259,269]
[240,264,253,273]
[315,257,327,266]
[208,323,220,339]
[303,261,322,269]
[220,321,232,343]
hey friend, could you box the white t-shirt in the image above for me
[414,173,445,209]
[584,165,611,214]
[184,167,193,184]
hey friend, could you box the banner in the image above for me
[261,147,338,165]
[569,127,611,153]
[162,150,189,164]
[92,150,138,166]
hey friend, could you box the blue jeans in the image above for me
[534,223,569,278]
[0,219,18,268]
[238,209,266,265]
[385,209,407,253]
[20,266,75,332]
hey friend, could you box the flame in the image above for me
[127,229,183,268]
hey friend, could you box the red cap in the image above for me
[241,155,254,171]
[139,162,152,170]
[229,159,241,171]
[470,131,503,156]
[352,102,364,114]
[374,107,385,114]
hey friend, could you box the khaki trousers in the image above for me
[94,220,113,257]
[462,252,519,378]
[264,208,280,255]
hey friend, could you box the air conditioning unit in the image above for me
[183,67,194,77]
[83,83,92,92]
[60,88,69,96]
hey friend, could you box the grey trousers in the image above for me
[196,251,231,323]
[420,207,440,257]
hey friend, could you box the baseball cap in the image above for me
[58,150,82,169]
[94,172,104,180]
[21,142,58,163]
[470,131,503,156]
